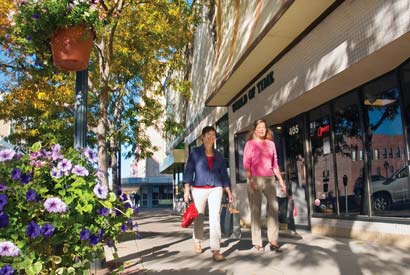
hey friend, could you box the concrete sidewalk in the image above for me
[95,209,410,275]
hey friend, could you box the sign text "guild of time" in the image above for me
[232,71,274,112]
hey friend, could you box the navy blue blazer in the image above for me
[183,145,230,188]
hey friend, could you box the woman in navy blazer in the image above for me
[183,126,233,262]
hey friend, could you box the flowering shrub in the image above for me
[8,0,104,57]
[0,143,137,275]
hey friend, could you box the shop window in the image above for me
[332,91,364,216]
[362,71,408,217]
[309,104,336,214]
[216,114,230,171]
[234,131,248,183]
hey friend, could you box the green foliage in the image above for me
[0,143,136,274]
[10,0,102,63]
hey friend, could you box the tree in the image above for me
[0,0,198,187]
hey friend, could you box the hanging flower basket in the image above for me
[50,25,94,71]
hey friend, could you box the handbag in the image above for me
[181,201,198,228]
[220,203,241,239]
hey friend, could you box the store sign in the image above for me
[317,125,330,137]
[232,71,274,112]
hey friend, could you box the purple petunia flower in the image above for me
[57,159,72,172]
[0,241,20,257]
[93,183,108,199]
[0,183,6,192]
[0,194,7,211]
[72,165,89,176]
[0,212,9,228]
[98,228,104,239]
[26,221,40,239]
[41,223,55,237]
[51,144,63,161]
[98,207,109,216]
[32,12,39,19]
[0,149,15,162]
[44,197,68,213]
[80,228,90,241]
[120,224,126,232]
[20,173,31,184]
[0,264,14,275]
[11,168,21,180]
[51,167,63,178]
[26,189,37,202]
[89,234,99,246]
[83,148,98,163]
[26,35,32,41]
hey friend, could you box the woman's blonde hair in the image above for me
[246,119,273,141]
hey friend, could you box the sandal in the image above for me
[212,251,225,262]
[269,243,282,253]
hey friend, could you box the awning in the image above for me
[159,149,186,174]
[206,0,339,106]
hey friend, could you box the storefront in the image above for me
[161,0,410,247]
[214,0,410,247]
[120,177,174,208]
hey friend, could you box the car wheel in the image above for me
[373,193,392,211]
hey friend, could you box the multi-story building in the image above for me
[122,107,173,208]
[160,0,410,248]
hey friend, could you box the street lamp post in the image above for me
[74,69,88,148]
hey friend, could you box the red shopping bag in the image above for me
[181,201,198,228]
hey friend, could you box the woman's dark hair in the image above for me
[202,125,217,136]
[246,119,273,141]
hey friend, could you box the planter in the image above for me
[50,25,94,71]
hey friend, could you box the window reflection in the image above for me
[309,104,336,214]
[363,72,409,217]
[333,92,364,215]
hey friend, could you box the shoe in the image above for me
[269,243,282,253]
[212,251,225,262]
[252,245,264,252]
[194,243,202,254]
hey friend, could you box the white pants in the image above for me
[191,187,223,251]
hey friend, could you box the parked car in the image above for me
[354,166,410,211]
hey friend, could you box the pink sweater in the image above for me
[243,139,279,177]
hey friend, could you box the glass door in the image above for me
[309,104,337,214]
[284,115,309,227]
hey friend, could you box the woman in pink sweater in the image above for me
[243,119,286,252]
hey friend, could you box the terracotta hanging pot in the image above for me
[50,25,94,71]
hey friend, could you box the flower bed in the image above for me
[0,143,136,274]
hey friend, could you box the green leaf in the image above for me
[51,256,62,264]
[108,192,117,202]
[67,267,76,274]
[26,261,43,275]
[55,267,65,275]
[100,200,113,209]
[31,142,42,152]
